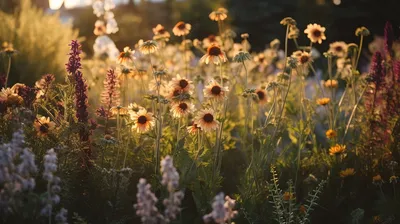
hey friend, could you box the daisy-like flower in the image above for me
[340,168,355,178]
[324,79,339,88]
[292,51,312,66]
[187,122,201,135]
[209,8,228,21]
[328,41,348,58]
[355,26,370,37]
[172,21,191,37]
[131,108,155,133]
[1,41,16,56]
[170,101,194,118]
[116,66,135,81]
[203,80,229,101]
[200,44,227,65]
[93,20,106,36]
[304,23,326,44]
[34,116,56,137]
[169,74,193,93]
[255,88,268,104]
[280,17,296,26]
[0,87,23,106]
[117,47,135,65]
[325,129,337,139]
[194,109,219,132]
[316,97,330,106]
[139,40,158,55]
[152,24,171,40]
[329,144,346,156]
[389,175,398,184]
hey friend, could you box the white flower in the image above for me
[93,36,119,61]
[104,0,116,11]
[106,18,119,34]
[92,0,104,17]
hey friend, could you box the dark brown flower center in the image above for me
[138,115,147,124]
[312,29,321,38]
[256,90,265,100]
[203,113,214,123]
[178,103,188,110]
[173,89,180,97]
[335,46,343,52]
[158,28,166,34]
[177,22,186,30]
[179,79,189,89]
[211,86,222,95]
[208,46,222,56]
[40,124,49,133]
[208,35,216,42]
[300,55,310,64]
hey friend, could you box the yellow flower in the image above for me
[203,80,229,101]
[317,97,330,106]
[325,129,337,139]
[131,108,155,133]
[288,25,300,39]
[280,17,296,26]
[194,109,219,132]
[329,144,346,155]
[172,21,191,37]
[324,79,338,88]
[209,8,228,21]
[117,47,135,65]
[304,23,326,44]
[139,40,158,55]
[200,44,227,65]
[328,41,348,58]
[34,116,56,137]
[340,168,355,178]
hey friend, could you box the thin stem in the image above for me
[342,86,367,142]
[355,35,364,70]
[5,56,11,88]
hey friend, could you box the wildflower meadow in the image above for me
[1,0,400,223]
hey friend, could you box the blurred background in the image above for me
[0,0,399,84]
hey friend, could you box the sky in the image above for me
[49,0,165,10]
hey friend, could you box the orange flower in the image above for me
[172,21,191,36]
[200,44,227,65]
[329,144,346,155]
[283,192,295,201]
[187,122,201,135]
[169,74,193,93]
[317,97,330,106]
[324,79,339,88]
[325,129,337,139]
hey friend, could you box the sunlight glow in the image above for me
[49,0,64,10]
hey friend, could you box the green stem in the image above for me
[342,86,367,143]
[355,35,364,70]
[5,56,11,88]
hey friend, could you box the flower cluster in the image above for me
[41,149,62,217]
[203,192,237,224]
[0,130,37,212]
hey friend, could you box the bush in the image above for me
[0,0,78,85]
